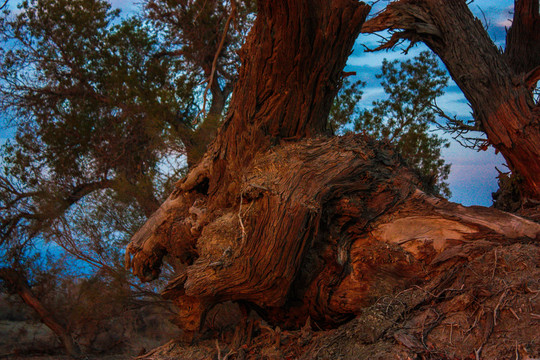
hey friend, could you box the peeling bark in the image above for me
[127,131,540,332]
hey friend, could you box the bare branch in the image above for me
[195,0,237,123]
[429,103,487,150]
[1,178,115,243]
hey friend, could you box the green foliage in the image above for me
[0,2,189,348]
[145,0,255,82]
[0,0,206,265]
[352,51,451,197]
[328,77,365,134]
[0,0,196,195]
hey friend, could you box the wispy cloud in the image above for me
[496,18,513,28]
[495,4,514,28]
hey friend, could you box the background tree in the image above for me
[354,51,450,197]
[0,268,82,357]
[144,0,256,166]
[329,51,451,197]
[328,77,365,132]
[0,0,186,355]
[0,0,195,218]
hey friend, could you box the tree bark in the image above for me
[127,0,371,330]
[505,0,540,75]
[0,268,82,359]
[362,0,540,202]
[126,1,540,356]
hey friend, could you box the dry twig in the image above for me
[196,0,237,123]
[493,289,509,326]
[491,249,498,281]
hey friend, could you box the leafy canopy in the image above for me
[341,51,451,197]
[0,0,199,224]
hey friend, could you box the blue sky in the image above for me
[2,0,516,207]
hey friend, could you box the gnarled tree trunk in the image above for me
[126,0,540,358]
[127,0,371,328]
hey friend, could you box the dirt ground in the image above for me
[2,240,538,360]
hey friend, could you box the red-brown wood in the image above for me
[126,1,540,356]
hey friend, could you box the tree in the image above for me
[0,0,195,219]
[354,51,451,197]
[328,77,365,132]
[0,0,186,355]
[126,1,540,358]
[144,0,256,166]
[0,267,82,358]
[329,53,451,198]
[361,0,540,203]
[0,239,84,358]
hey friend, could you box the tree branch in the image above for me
[196,0,236,123]
[0,267,82,358]
[525,65,540,90]
[1,179,115,242]
[504,0,540,75]
[361,1,442,50]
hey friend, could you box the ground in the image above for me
[2,216,539,360]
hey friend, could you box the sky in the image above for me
[1,0,516,207]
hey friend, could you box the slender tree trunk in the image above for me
[362,0,540,201]
[171,78,229,169]
[186,79,226,168]
[0,268,82,359]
